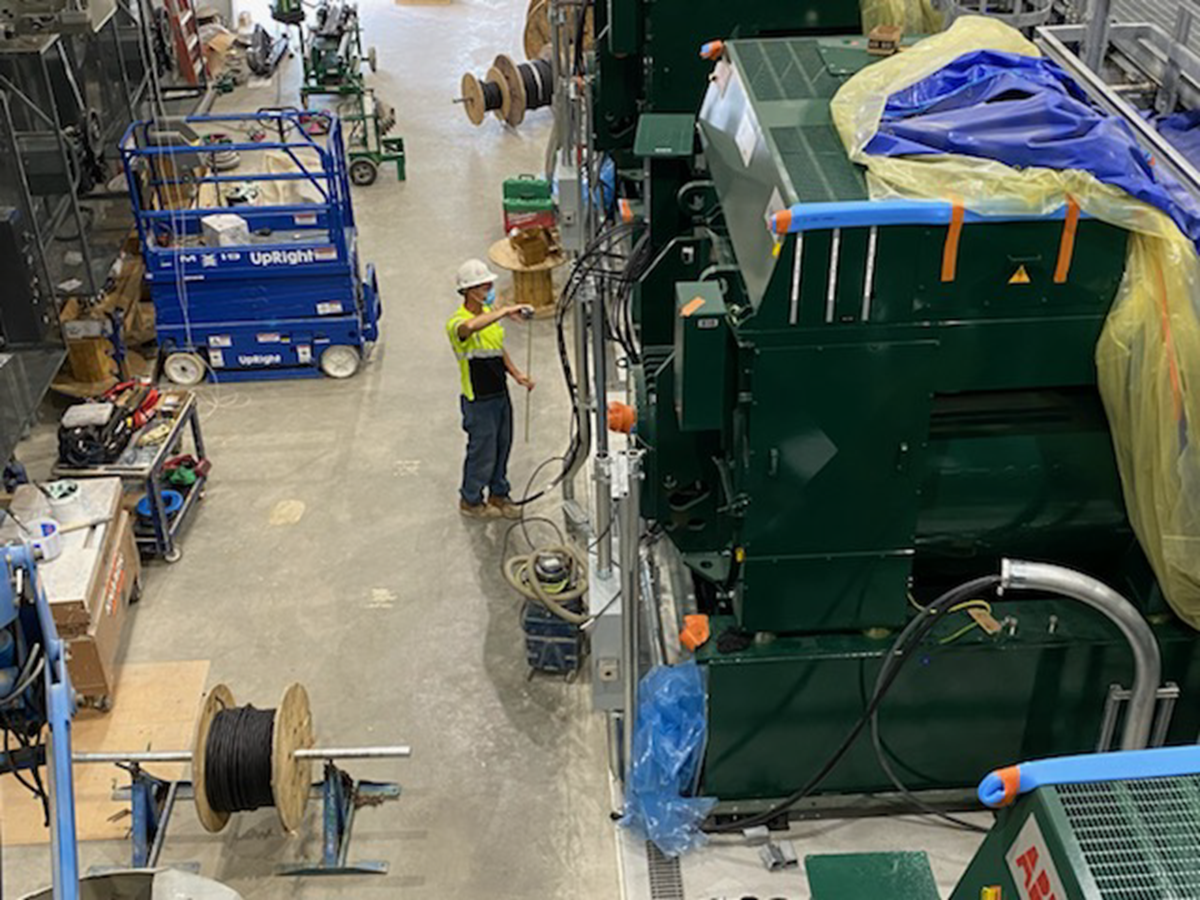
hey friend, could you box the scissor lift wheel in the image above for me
[163,352,207,386]
[320,345,362,378]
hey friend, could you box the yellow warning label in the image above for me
[1009,265,1031,285]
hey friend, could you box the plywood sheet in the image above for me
[0,660,210,845]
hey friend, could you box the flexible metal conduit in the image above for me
[1000,559,1162,751]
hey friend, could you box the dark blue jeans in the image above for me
[460,392,513,505]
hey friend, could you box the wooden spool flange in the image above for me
[492,54,527,127]
[192,683,236,834]
[524,0,552,60]
[191,682,315,834]
[272,682,315,833]
[460,72,487,126]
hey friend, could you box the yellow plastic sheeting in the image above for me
[859,0,943,35]
[831,16,1200,628]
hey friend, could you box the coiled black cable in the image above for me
[480,79,503,113]
[519,58,554,110]
[205,705,276,813]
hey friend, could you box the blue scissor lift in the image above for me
[120,111,382,383]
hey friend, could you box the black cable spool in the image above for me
[204,705,277,813]
[192,683,313,834]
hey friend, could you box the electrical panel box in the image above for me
[0,207,47,346]
[674,281,729,432]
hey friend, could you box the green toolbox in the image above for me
[503,174,555,232]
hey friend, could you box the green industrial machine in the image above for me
[622,35,1200,809]
[808,764,1200,898]
[289,0,405,185]
[590,0,862,160]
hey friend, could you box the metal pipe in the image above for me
[1159,4,1195,114]
[1000,559,1161,751]
[73,745,413,764]
[562,266,592,503]
[1082,0,1113,73]
[592,284,613,576]
[620,451,643,785]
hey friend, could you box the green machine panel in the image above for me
[674,282,730,433]
[737,340,936,631]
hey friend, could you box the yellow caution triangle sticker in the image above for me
[1009,265,1031,285]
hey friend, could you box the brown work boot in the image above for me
[488,496,522,520]
[460,498,500,519]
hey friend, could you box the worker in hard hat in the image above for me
[447,259,536,519]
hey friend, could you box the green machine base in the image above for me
[699,603,1200,808]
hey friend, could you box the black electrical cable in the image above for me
[513,222,639,507]
[866,587,997,833]
[705,575,1002,833]
[204,705,277,814]
[480,79,503,113]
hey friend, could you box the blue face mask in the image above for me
[484,286,496,308]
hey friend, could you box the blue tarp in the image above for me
[1157,109,1200,171]
[864,50,1200,251]
[620,662,716,857]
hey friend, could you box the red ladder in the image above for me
[162,0,207,86]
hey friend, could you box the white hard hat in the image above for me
[456,258,498,292]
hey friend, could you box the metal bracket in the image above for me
[277,762,401,876]
[1096,682,1181,752]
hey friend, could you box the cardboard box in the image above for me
[201,213,250,247]
[0,479,123,636]
[66,510,139,706]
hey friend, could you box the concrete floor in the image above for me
[2,3,999,897]
[6,0,619,896]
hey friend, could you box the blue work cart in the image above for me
[120,110,382,383]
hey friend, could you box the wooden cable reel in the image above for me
[523,0,593,61]
[459,53,553,128]
[192,682,315,834]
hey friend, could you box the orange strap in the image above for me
[619,198,634,225]
[941,203,965,282]
[1153,253,1186,424]
[1054,198,1080,284]
[996,766,1022,807]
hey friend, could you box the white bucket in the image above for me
[28,518,61,562]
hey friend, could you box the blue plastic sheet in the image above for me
[864,50,1200,250]
[620,662,716,857]
[1157,109,1200,170]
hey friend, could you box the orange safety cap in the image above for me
[607,401,637,434]
[679,614,711,651]
[996,766,1021,807]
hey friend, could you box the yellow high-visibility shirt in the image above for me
[446,305,506,401]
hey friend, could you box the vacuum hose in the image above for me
[504,544,589,625]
